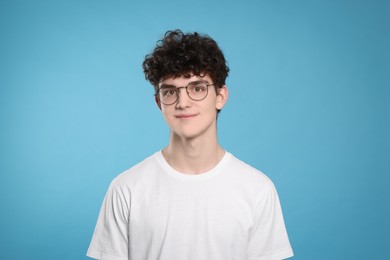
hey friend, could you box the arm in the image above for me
[87,181,130,260]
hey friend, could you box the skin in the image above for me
[155,74,229,175]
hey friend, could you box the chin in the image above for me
[172,131,200,140]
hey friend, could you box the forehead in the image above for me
[159,74,212,87]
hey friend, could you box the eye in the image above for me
[161,88,176,97]
[189,83,207,93]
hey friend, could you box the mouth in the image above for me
[175,114,197,119]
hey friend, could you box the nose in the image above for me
[175,87,191,109]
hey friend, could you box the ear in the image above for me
[216,85,228,110]
[155,95,162,110]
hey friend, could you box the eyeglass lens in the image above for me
[158,81,209,105]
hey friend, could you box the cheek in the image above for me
[161,108,176,125]
[161,106,173,115]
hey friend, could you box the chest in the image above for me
[129,180,255,245]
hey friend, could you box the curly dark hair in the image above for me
[142,30,229,92]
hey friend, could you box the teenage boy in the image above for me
[87,30,293,260]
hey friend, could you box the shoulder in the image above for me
[110,151,161,189]
[226,153,273,183]
[224,152,276,195]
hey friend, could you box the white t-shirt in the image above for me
[87,151,293,260]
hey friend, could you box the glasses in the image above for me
[156,81,215,105]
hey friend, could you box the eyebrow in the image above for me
[159,80,208,89]
[159,84,176,89]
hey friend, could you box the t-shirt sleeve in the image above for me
[247,181,294,260]
[87,180,130,260]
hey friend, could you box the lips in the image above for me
[175,114,197,119]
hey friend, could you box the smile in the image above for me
[175,114,197,119]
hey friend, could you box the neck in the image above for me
[162,132,225,175]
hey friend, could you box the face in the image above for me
[156,74,228,140]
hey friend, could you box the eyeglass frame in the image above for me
[155,80,216,105]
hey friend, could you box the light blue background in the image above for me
[1,0,389,259]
